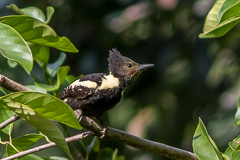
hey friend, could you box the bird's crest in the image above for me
[108,48,130,76]
[108,48,123,64]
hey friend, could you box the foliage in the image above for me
[193,117,240,160]
[6,134,45,156]
[193,0,240,159]
[0,4,78,74]
[199,0,240,38]
[193,118,225,160]
[2,0,240,159]
[0,4,123,160]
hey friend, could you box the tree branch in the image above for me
[0,74,32,92]
[1,131,95,160]
[0,74,199,160]
[80,116,198,160]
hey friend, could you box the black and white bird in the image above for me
[60,48,154,117]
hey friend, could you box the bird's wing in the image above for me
[60,73,107,100]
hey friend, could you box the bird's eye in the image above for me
[127,63,132,68]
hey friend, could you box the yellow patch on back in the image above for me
[98,75,119,90]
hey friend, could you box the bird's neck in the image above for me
[109,73,129,89]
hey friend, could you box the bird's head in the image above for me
[108,48,154,86]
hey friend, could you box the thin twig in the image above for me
[1,131,95,160]
[0,115,20,130]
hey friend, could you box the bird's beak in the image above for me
[136,64,154,72]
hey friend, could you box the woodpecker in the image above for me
[60,48,154,117]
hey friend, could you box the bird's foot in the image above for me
[99,127,107,139]
[92,117,107,138]
[82,131,93,138]
[74,109,83,121]
[74,111,107,139]
[86,117,107,139]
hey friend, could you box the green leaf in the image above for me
[7,4,55,24]
[0,92,81,130]
[6,133,45,156]
[0,109,15,134]
[225,142,235,159]
[0,99,10,110]
[7,60,18,68]
[0,22,33,74]
[35,66,70,91]
[200,0,225,34]
[47,52,66,78]
[0,15,78,53]
[19,154,44,160]
[117,156,125,160]
[25,85,47,94]
[221,153,231,160]
[26,85,47,94]
[199,0,240,38]
[232,150,240,160]
[30,43,50,67]
[224,135,240,159]
[45,6,55,24]
[7,4,46,22]
[0,87,7,95]
[65,75,77,85]
[2,101,72,159]
[112,149,118,160]
[193,118,223,160]
[218,0,240,23]
[235,96,240,126]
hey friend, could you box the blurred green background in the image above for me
[1,0,240,159]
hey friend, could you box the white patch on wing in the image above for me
[70,80,98,89]
[63,98,68,102]
[98,74,119,90]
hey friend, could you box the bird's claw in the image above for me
[82,131,92,138]
[75,114,107,139]
[99,127,107,139]
[74,109,83,122]
[78,115,83,122]
[87,117,107,138]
